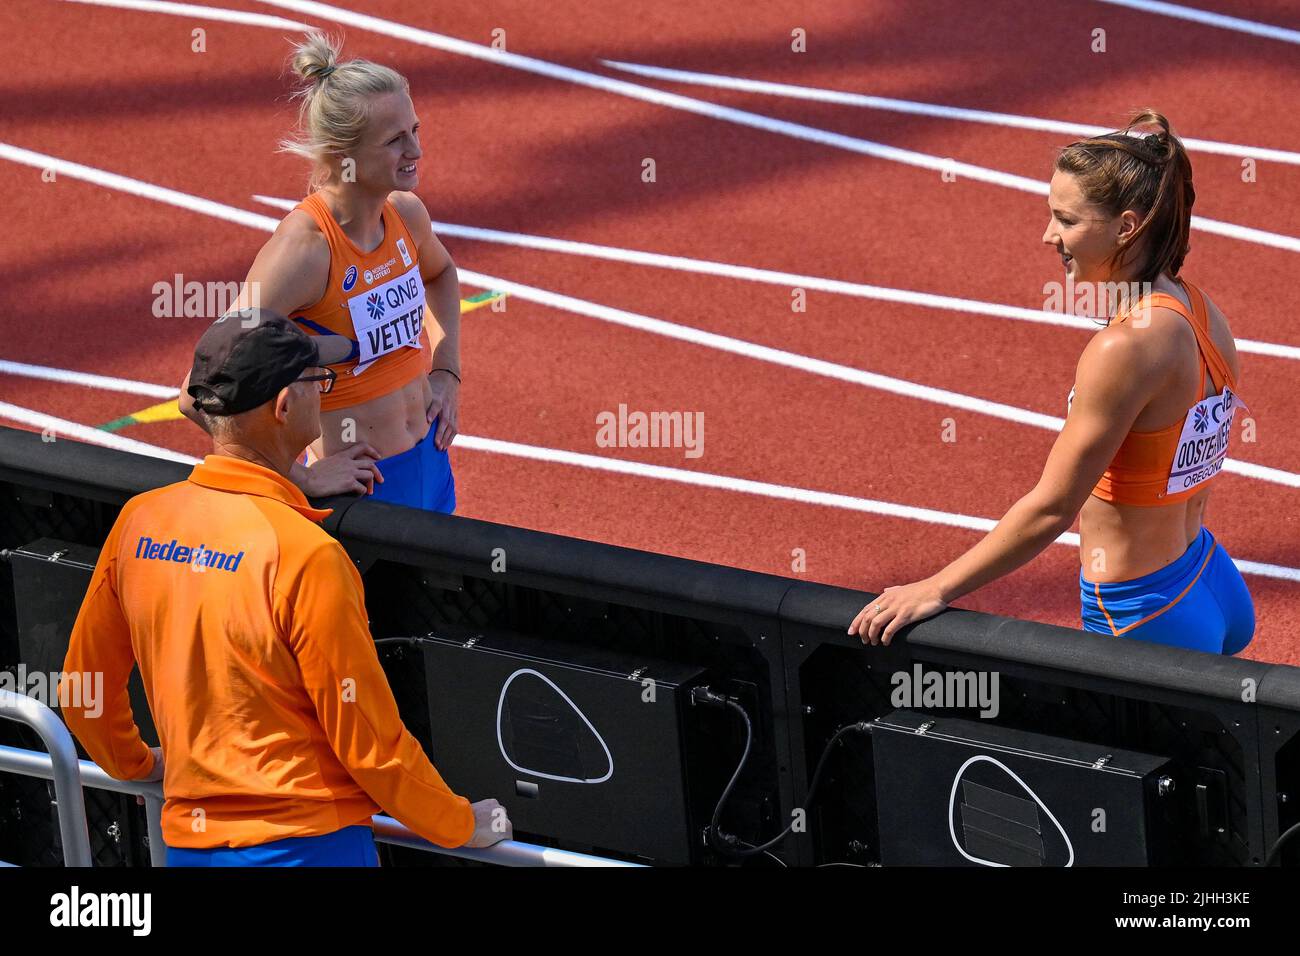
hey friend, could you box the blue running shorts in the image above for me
[166,825,379,867]
[368,418,456,513]
[1080,526,1254,655]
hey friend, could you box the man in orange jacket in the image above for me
[61,309,509,866]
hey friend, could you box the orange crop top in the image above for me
[290,191,434,411]
[1072,279,1245,508]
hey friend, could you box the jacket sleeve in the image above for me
[279,538,476,848]
[61,510,157,781]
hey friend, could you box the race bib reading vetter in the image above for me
[345,264,425,375]
[1165,385,1245,496]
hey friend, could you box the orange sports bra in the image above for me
[290,191,434,412]
[1071,279,1245,508]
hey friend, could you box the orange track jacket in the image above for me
[61,454,475,849]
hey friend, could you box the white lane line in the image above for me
[1091,0,1300,45]
[452,266,1300,491]
[249,6,1036,191]
[439,222,1300,361]
[453,266,1064,428]
[459,433,1047,537]
[0,403,199,464]
[0,143,282,233]
[0,145,1053,430]
[456,434,1297,582]
[57,0,311,30]
[244,192,1094,332]
[5,143,1297,488]
[3,396,1294,582]
[601,60,1300,166]
[251,0,1300,255]
[252,193,1300,362]
[1219,456,1300,488]
[0,360,179,398]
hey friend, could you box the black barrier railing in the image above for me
[0,424,1296,867]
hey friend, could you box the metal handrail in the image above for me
[370,814,644,867]
[0,689,93,866]
[0,735,642,867]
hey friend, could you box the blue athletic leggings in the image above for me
[368,417,456,513]
[166,825,379,867]
[1080,526,1255,655]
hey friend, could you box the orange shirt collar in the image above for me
[187,454,333,523]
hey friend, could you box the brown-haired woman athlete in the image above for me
[850,110,1254,655]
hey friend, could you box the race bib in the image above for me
[345,264,425,375]
[1165,385,1246,496]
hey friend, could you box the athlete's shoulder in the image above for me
[1111,290,1193,355]
[1076,318,1163,394]
[250,207,332,301]
[1141,280,1236,367]
[387,190,433,238]
[387,190,426,219]
[1129,300,1194,344]
[235,219,331,317]
[1082,319,1149,363]
[272,206,330,255]
[1068,328,1163,426]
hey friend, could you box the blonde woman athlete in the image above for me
[850,111,1254,655]
[181,32,462,511]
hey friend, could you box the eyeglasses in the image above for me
[295,367,336,395]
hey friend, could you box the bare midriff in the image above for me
[1079,489,1210,583]
[307,372,433,463]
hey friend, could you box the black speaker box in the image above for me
[7,537,158,747]
[421,629,707,864]
[3,537,157,867]
[872,711,1177,866]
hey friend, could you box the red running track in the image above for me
[1,0,1297,659]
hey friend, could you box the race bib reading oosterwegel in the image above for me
[1165,385,1247,496]
[345,263,425,375]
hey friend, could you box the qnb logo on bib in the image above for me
[1166,385,1247,496]
[345,264,425,374]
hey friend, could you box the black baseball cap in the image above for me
[187,309,353,415]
